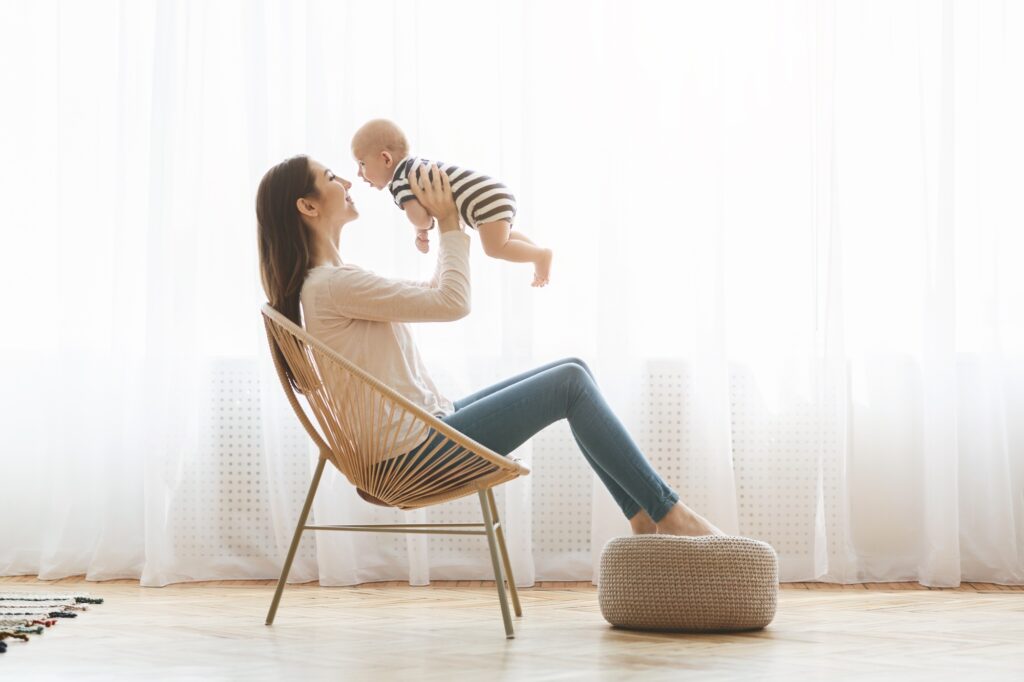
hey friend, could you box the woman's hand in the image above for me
[407,162,460,233]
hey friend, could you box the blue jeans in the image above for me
[395,358,680,522]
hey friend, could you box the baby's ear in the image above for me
[381,150,394,167]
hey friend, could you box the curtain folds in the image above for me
[0,0,1021,587]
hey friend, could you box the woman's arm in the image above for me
[326,163,470,322]
[326,233,469,322]
[394,242,444,289]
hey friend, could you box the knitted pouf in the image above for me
[598,535,778,632]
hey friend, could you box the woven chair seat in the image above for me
[598,535,778,632]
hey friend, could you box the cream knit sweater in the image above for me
[299,231,471,458]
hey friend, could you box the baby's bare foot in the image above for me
[531,248,553,287]
[415,232,430,254]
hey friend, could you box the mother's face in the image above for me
[299,159,359,229]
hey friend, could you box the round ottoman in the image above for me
[598,535,778,632]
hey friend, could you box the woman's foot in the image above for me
[629,510,658,535]
[656,502,724,537]
[531,248,553,287]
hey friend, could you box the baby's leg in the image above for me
[478,220,553,287]
[509,230,535,245]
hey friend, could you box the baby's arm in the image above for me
[403,199,434,231]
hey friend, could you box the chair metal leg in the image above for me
[478,490,514,639]
[486,488,522,617]
[266,456,327,626]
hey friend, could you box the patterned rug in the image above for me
[0,593,103,654]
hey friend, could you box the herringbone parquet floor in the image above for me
[2,577,1022,680]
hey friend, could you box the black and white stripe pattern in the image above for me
[388,156,517,229]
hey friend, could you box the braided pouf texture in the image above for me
[598,535,778,632]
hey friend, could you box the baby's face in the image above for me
[354,149,396,190]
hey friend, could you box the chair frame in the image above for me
[261,304,528,638]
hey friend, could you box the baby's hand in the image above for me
[415,229,430,254]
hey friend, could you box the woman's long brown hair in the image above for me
[256,155,318,390]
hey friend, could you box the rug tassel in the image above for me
[14,626,44,636]
[0,591,104,654]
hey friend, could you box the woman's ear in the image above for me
[296,196,318,218]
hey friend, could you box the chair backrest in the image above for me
[261,304,528,509]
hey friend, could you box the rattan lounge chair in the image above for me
[261,303,530,638]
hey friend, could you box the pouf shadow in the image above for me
[598,535,778,632]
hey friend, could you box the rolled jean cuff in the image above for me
[649,490,680,523]
[618,498,641,520]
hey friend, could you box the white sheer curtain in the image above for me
[1,0,1021,587]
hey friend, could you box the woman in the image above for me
[256,154,721,536]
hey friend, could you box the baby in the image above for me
[351,119,552,287]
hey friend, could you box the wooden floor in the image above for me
[2,577,1023,680]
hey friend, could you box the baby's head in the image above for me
[351,119,409,190]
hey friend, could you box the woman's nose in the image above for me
[342,179,352,189]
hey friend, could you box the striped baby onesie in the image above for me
[388,156,517,229]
